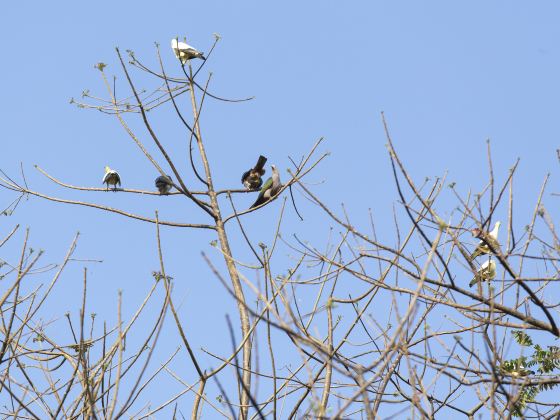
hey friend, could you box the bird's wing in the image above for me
[102,173,110,184]
[271,180,283,196]
[258,177,273,197]
[177,41,192,50]
[469,274,480,287]
[157,175,172,185]
[241,169,251,184]
[250,177,273,208]
[179,43,200,54]
[472,263,495,285]
[487,264,496,280]
[469,240,489,260]
[487,236,500,252]
[103,171,120,184]
[470,263,488,287]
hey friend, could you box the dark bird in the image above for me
[241,155,267,190]
[155,175,173,194]
[250,165,282,209]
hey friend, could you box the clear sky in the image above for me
[1,1,559,417]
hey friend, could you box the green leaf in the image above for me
[512,330,533,346]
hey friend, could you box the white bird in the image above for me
[470,221,501,260]
[171,38,205,64]
[469,258,497,287]
[102,166,121,191]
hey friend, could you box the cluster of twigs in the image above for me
[0,228,172,419]
[1,37,559,419]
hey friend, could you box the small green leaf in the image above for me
[512,330,533,346]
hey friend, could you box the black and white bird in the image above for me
[155,175,173,194]
[250,165,282,209]
[102,166,121,191]
[241,155,267,190]
[171,38,206,64]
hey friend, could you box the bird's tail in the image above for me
[250,195,264,209]
[253,155,267,173]
[469,249,480,261]
[199,53,207,61]
[469,276,479,287]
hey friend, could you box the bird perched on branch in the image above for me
[470,221,501,260]
[241,155,267,190]
[250,165,282,209]
[171,38,206,64]
[469,258,496,287]
[155,175,173,194]
[102,166,121,191]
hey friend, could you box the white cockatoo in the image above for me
[171,38,205,64]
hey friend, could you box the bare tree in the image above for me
[1,37,559,419]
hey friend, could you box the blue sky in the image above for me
[1,1,559,417]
